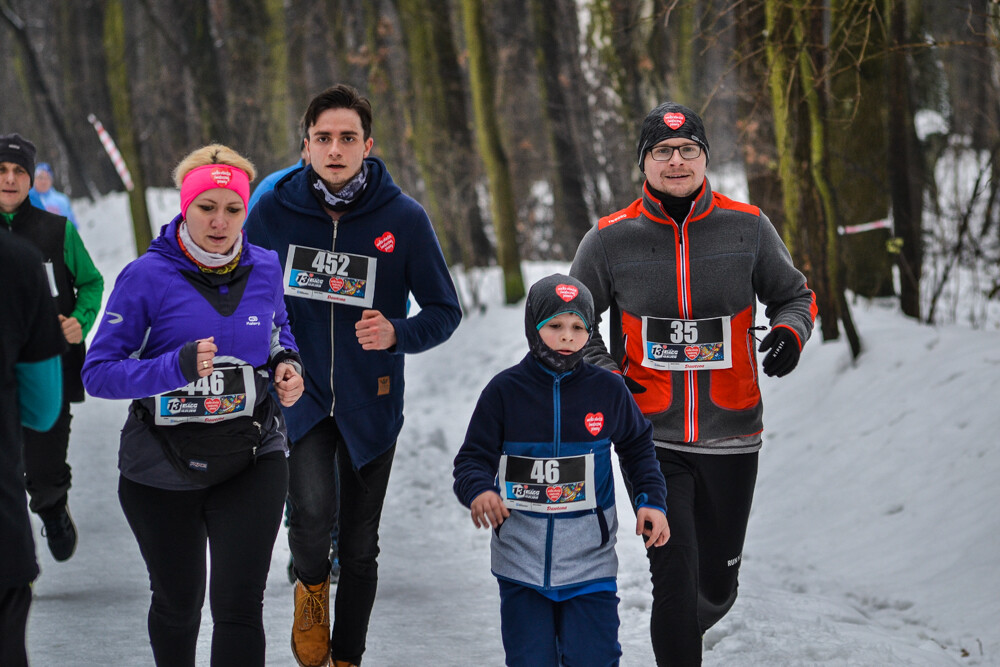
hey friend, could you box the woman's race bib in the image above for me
[154,360,257,426]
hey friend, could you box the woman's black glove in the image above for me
[758,327,800,377]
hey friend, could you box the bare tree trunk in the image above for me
[394,0,490,268]
[1,1,99,199]
[830,0,894,299]
[528,0,594,258]
[103,0,152,254]
[734,0,786,237]
[178,0,232,145]
[886,0,924,320]
[460,0,525,303]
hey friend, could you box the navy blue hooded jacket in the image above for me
[245,157,461,468]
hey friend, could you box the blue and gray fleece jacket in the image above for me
[453,353,667,597]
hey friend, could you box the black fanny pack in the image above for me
[132,400,266,486]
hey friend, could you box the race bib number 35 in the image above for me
[641,315,733,371]
[498,454,596,513]
[154,365,257,426]
[283,244,377,308]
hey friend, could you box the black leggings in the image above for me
[624,447,758,667]
[118,452,288,667]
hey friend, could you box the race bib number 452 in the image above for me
[283,244,377,308]
[641,315,733,371]
[498,454,596,513]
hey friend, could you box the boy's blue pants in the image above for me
[498,580,621,666]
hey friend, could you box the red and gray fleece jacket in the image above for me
[570,178,816,454]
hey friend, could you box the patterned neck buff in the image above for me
[177,221,243,274]
[308,162,369,212]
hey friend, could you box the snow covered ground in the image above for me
[22,191,1000,665]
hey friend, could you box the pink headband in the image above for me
[180,164,251,216]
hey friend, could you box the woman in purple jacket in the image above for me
[82,145,304,667]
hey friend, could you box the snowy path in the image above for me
[22,214,996,664]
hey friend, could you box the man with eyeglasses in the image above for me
[570,102,815,665]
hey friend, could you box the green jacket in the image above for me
[2,201,103,402]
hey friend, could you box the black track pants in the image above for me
[22,401,72,516]
[624,447,758,667]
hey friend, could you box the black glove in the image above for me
[758,327,800,377]
[622,375,647,394]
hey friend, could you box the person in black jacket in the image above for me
[0,232,66,667]
[0,133,104,562]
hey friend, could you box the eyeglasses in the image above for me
[649,144,702,161]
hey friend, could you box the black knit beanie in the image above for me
[0,133,37,185]
[524,274,595,374]
[636,102,710,170]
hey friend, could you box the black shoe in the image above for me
[41,505,77,562]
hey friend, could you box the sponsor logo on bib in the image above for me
[330,276,345,292]
[546,486,563,502]
[585,412,604,435]
[204,398,221,414]
[684,345,700,360]
[555,284,578,302]
[374,232,395,253]
[663,112,686,129]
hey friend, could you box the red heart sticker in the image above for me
[663,113,686,130]
[555,284,578,302]
[210,167,232,186]
[546,486,563,502]
[329,277,345,292]
[585,412,604,436]
[204,398,221,414]
[684,345,700,360]
[375,232,395,253]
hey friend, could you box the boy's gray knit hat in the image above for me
[636,102,710,170]
[524,273,594,373]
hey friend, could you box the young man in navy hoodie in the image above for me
[245,84,461,667]
[454,274,669,666]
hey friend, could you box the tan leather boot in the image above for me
[291,577,331,667]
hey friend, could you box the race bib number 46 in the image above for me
[641,315,733,371]
[283,244,377,308]
[154,364,257,426]
[498,454,596,513]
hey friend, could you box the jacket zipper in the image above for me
[544,375,563,590]
[329,218,339,416]
[670,200,698,443]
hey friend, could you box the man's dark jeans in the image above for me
[287,416,396,665]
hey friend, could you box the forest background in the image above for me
[2,0,999,344]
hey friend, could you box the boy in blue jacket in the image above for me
[454,274,669,666]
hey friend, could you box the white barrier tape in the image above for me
[87,114,134,191]
[837,219,892,235]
